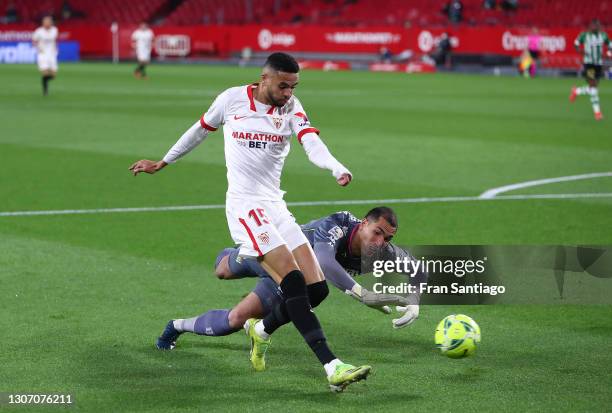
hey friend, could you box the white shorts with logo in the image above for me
[226,197,309,258]
[37,53,58,72]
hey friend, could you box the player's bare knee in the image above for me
[214,254,232,279]
[228,308,248,329]
[214,267,229,279]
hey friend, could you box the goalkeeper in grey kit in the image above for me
[157,206,427,366]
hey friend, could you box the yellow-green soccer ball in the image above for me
[434,314,481,358]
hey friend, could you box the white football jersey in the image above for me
[32,26,58,56]
[202,84,320,201]
[132,28,154,55]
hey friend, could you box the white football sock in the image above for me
[588,87,600,113]
[576,86,588,95]
[324,358,343,377]
[173,319,184,332]
[254,320,270,340]
[173,317,197,333]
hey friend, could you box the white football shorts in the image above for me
[37,53,58,72]
[226,197,308,258]
[137,49,151,62]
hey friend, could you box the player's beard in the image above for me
[268,91,287,107]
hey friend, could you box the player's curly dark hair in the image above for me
[365,206,398,228]
[264,52,300,73]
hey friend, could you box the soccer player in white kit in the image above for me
[129,53,372,392]
[32,16,58,96]
[131,22,154,79]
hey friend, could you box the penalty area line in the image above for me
[1,192,612,217]
[479,172,612,199]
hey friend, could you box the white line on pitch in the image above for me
[479,172,612,199]
[1,192,611,217]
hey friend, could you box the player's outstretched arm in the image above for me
[129,119,212,176]
[300,133,352,186]
[314,242,407,314]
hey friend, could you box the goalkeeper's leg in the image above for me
[214,247,271,280]
[157,292,266,350]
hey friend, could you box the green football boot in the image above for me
[328,363,372,392]
[244,318,271,372]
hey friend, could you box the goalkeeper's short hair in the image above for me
[365,206,397,228]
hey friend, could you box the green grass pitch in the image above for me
[1,63,612,412]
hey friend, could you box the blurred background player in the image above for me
[518,49,534,78]
[431,32,453,69]
[129,52,370,392]
[32,16,58,96]
[131,22,154,79]
[521,27,541,78]
[155,208,424,363]
[569,19,612,121]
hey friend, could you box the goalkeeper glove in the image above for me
[392,305,420,329]
[346,284,408,314]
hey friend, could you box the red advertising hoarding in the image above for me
[0,23,589,61]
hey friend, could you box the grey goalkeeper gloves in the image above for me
[391,304,420,329]
[345,284,420,328]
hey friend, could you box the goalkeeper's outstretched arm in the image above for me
[313,242,408,315]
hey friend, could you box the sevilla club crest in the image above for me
[258,232,270,245]
[272,117,283,129]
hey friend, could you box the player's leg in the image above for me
[157,245,270,349]
[571,83,591,101]
[227,200,370,389]
[41,70,49,96]
[588,74,602,119]
[156,290,267,350]
[214,247,240,279]
[214,247,268,280]
[245,246,329,369]
[257,242,329,336]
[570,65,593,102]
[253,203,369,389]
[134,60,144,78]
[41,70,56,96]
[243,277,284,370]
[257,245,339,367]
[141,62,148,78]
[291,242,372,389]
[259,244,371,390]
[38,55,47,95]
[257,206,330,336]
[38,54,55,96]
